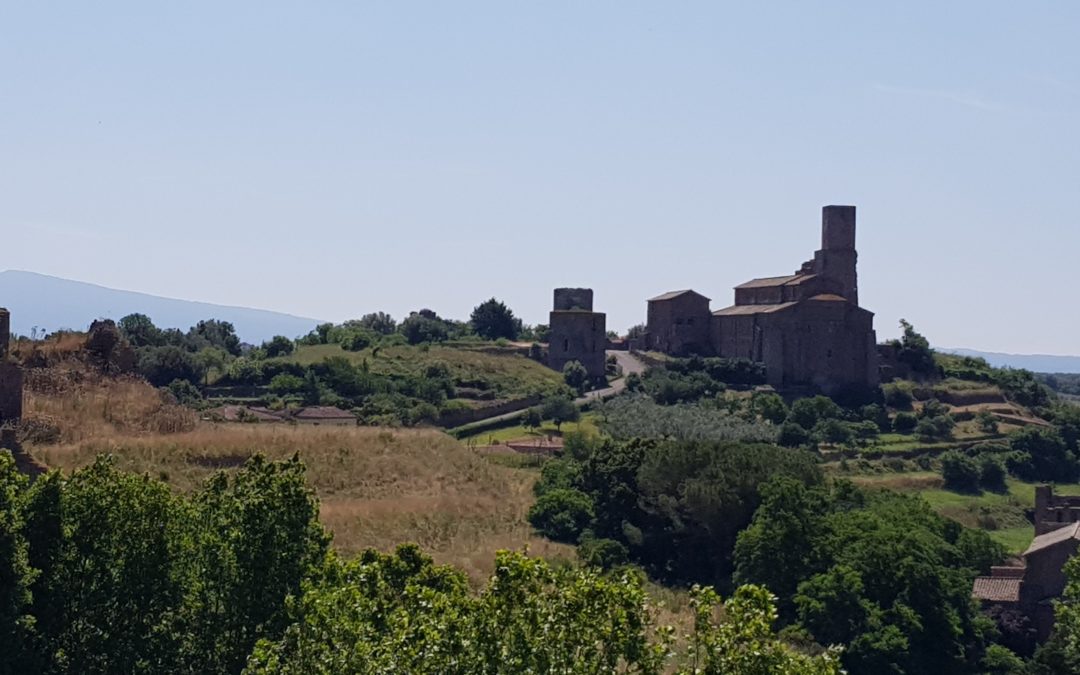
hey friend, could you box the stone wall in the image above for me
[645,293,712,355]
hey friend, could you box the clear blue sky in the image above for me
[2,2,1077,353]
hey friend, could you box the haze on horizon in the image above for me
[2,2,1077,354]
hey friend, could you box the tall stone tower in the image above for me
[547,288,607,382]
[815,205,858,305]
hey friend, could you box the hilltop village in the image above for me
[3,204,1080,673]
[548,205,878,395]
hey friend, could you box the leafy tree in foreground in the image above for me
[245,545,841,675]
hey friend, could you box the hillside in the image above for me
[939,346,1080,374]
[0,270,322,343]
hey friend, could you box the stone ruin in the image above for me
[547,288,607,382]
[0,307,25,452]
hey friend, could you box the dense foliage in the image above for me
[0,452,840,675]
[0,452,328,674]
[597,395,779,443]
[530,437,822,586]
[733,478,1004,675]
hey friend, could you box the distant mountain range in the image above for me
[937,347,1080,375]
[0,270,323,344]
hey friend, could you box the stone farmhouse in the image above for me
[972,486,1080,644]
[547,288,607,382]
[644,205,878,394]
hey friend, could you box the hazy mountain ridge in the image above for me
[0,270,323,343]
[937,347,1080,375]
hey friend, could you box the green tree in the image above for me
[137,345,206,386]
[940,450,981,492]
[399,312,449,345]
[190,319,242,356]
[118,313,163,347]
[542,396,580,431]
[527,488,595,542]
[895,319,937,376]
[562,360,589,393]
[357,312,397,335]
[0,452,33,675]
[469,298,519,341]
[262,335,295,357]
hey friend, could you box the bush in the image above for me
[789,396,842,430]
[1008,427,1079,482]
[941,450,981,492]
[892,411,917,433]
[778,422,811,448]
[562,360,588,393]
[577,536,629,569]
[882,382,914,410]
[979,454,1008,492]
[527,488,595,542]
[262,335,295,357]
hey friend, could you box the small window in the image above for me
[687,317,695,326]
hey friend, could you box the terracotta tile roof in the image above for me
[991,566,1026,578]
[734,274,806,289]
[648,289,711,302]
[808,294,848,302]
[1025,522,1080,556]
[292,406,356,420]
[712,301,798,317]
[972,577,1021,603]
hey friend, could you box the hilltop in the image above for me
[0,270,322,343]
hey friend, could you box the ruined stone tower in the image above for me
[0,307,24,428]
[548,288,607,382]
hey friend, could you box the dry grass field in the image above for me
[30,424,574,585]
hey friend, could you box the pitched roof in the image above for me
[292,406,356,420]
[1025,522,1080,556]
[808,293,848,302]
[712,301,798,317]
[648,289,711,303]
[734,274,806,289]
[972,577,1021,603]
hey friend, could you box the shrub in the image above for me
[892,411,918,433]
[979,454,1008,492]
[941,450,981,492]
[778,422,811,448]
[562,360,588,393]
[882,382,915,410]
[577,536,629,569]
[527,488,595,542]
[262,335,295,357]
[788,396,842,430]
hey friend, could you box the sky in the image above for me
[2,2,1078,354]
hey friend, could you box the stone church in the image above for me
[645,205,879,394]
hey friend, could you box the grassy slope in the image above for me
[275,343,563,400]
[847,471,1080,554]
[33,424,574,586]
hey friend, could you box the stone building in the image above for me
[645,290,711,355]
[972,497,1080,643]
[644,206,879,394]
[548,288,606,382]
[1033,484,1080,535]
[0,308,23,426]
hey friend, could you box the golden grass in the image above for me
[22,367,195,444]
[33,424,575,586]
